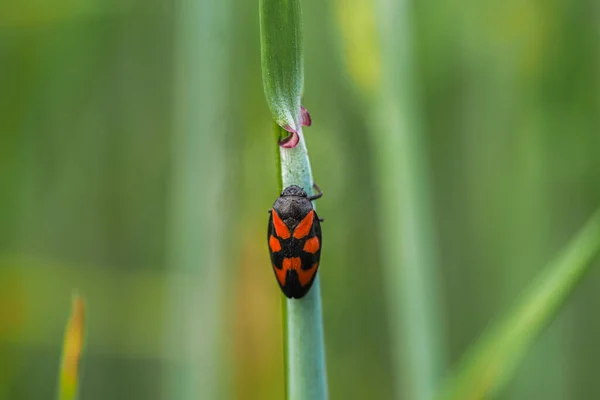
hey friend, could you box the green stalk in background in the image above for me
[58,293,85,400]
[438,209,600,400]
[164,0,231,398]
[259,0,328,399]
[374,0,446,399]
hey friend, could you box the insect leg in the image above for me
[308,183,323,201]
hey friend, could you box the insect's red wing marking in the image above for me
[269,235,282,252]
[303,236,320,254]
[272,210,291,239]
[298,262,318,286]
[281,257,316,288]
[283,257,302,270]
[274,264,287,287]
[277,257,302,287]
[293,210,314,239]
[271,209,291,239]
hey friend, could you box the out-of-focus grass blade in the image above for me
[164,0,231,397]
[332,0,380,98]
[373,0,446,398]
[58,293,85,400]
[438,208,600,400]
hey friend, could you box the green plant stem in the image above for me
[374,0,445,399]
[438,208,600,400]
[259,0,327,395]
[165,0,230,398]
[277,126,328,400]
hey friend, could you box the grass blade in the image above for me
[259,0,304,131]
[438,209,600,400]
[58,293,85,400]
[164,0,231,398]
[374,0,446,398]
[259,0,328,394]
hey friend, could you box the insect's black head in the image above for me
[281,185,307,198]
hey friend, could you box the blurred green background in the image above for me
[1,0,599,399]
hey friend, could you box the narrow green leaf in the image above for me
[164,0,231,398]
[438,209,600,400]
[58,293,85,400]
[259,0,304,131]
[374,0,446,398]
[260,2,327,397]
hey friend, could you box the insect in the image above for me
[267,184,323,299]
